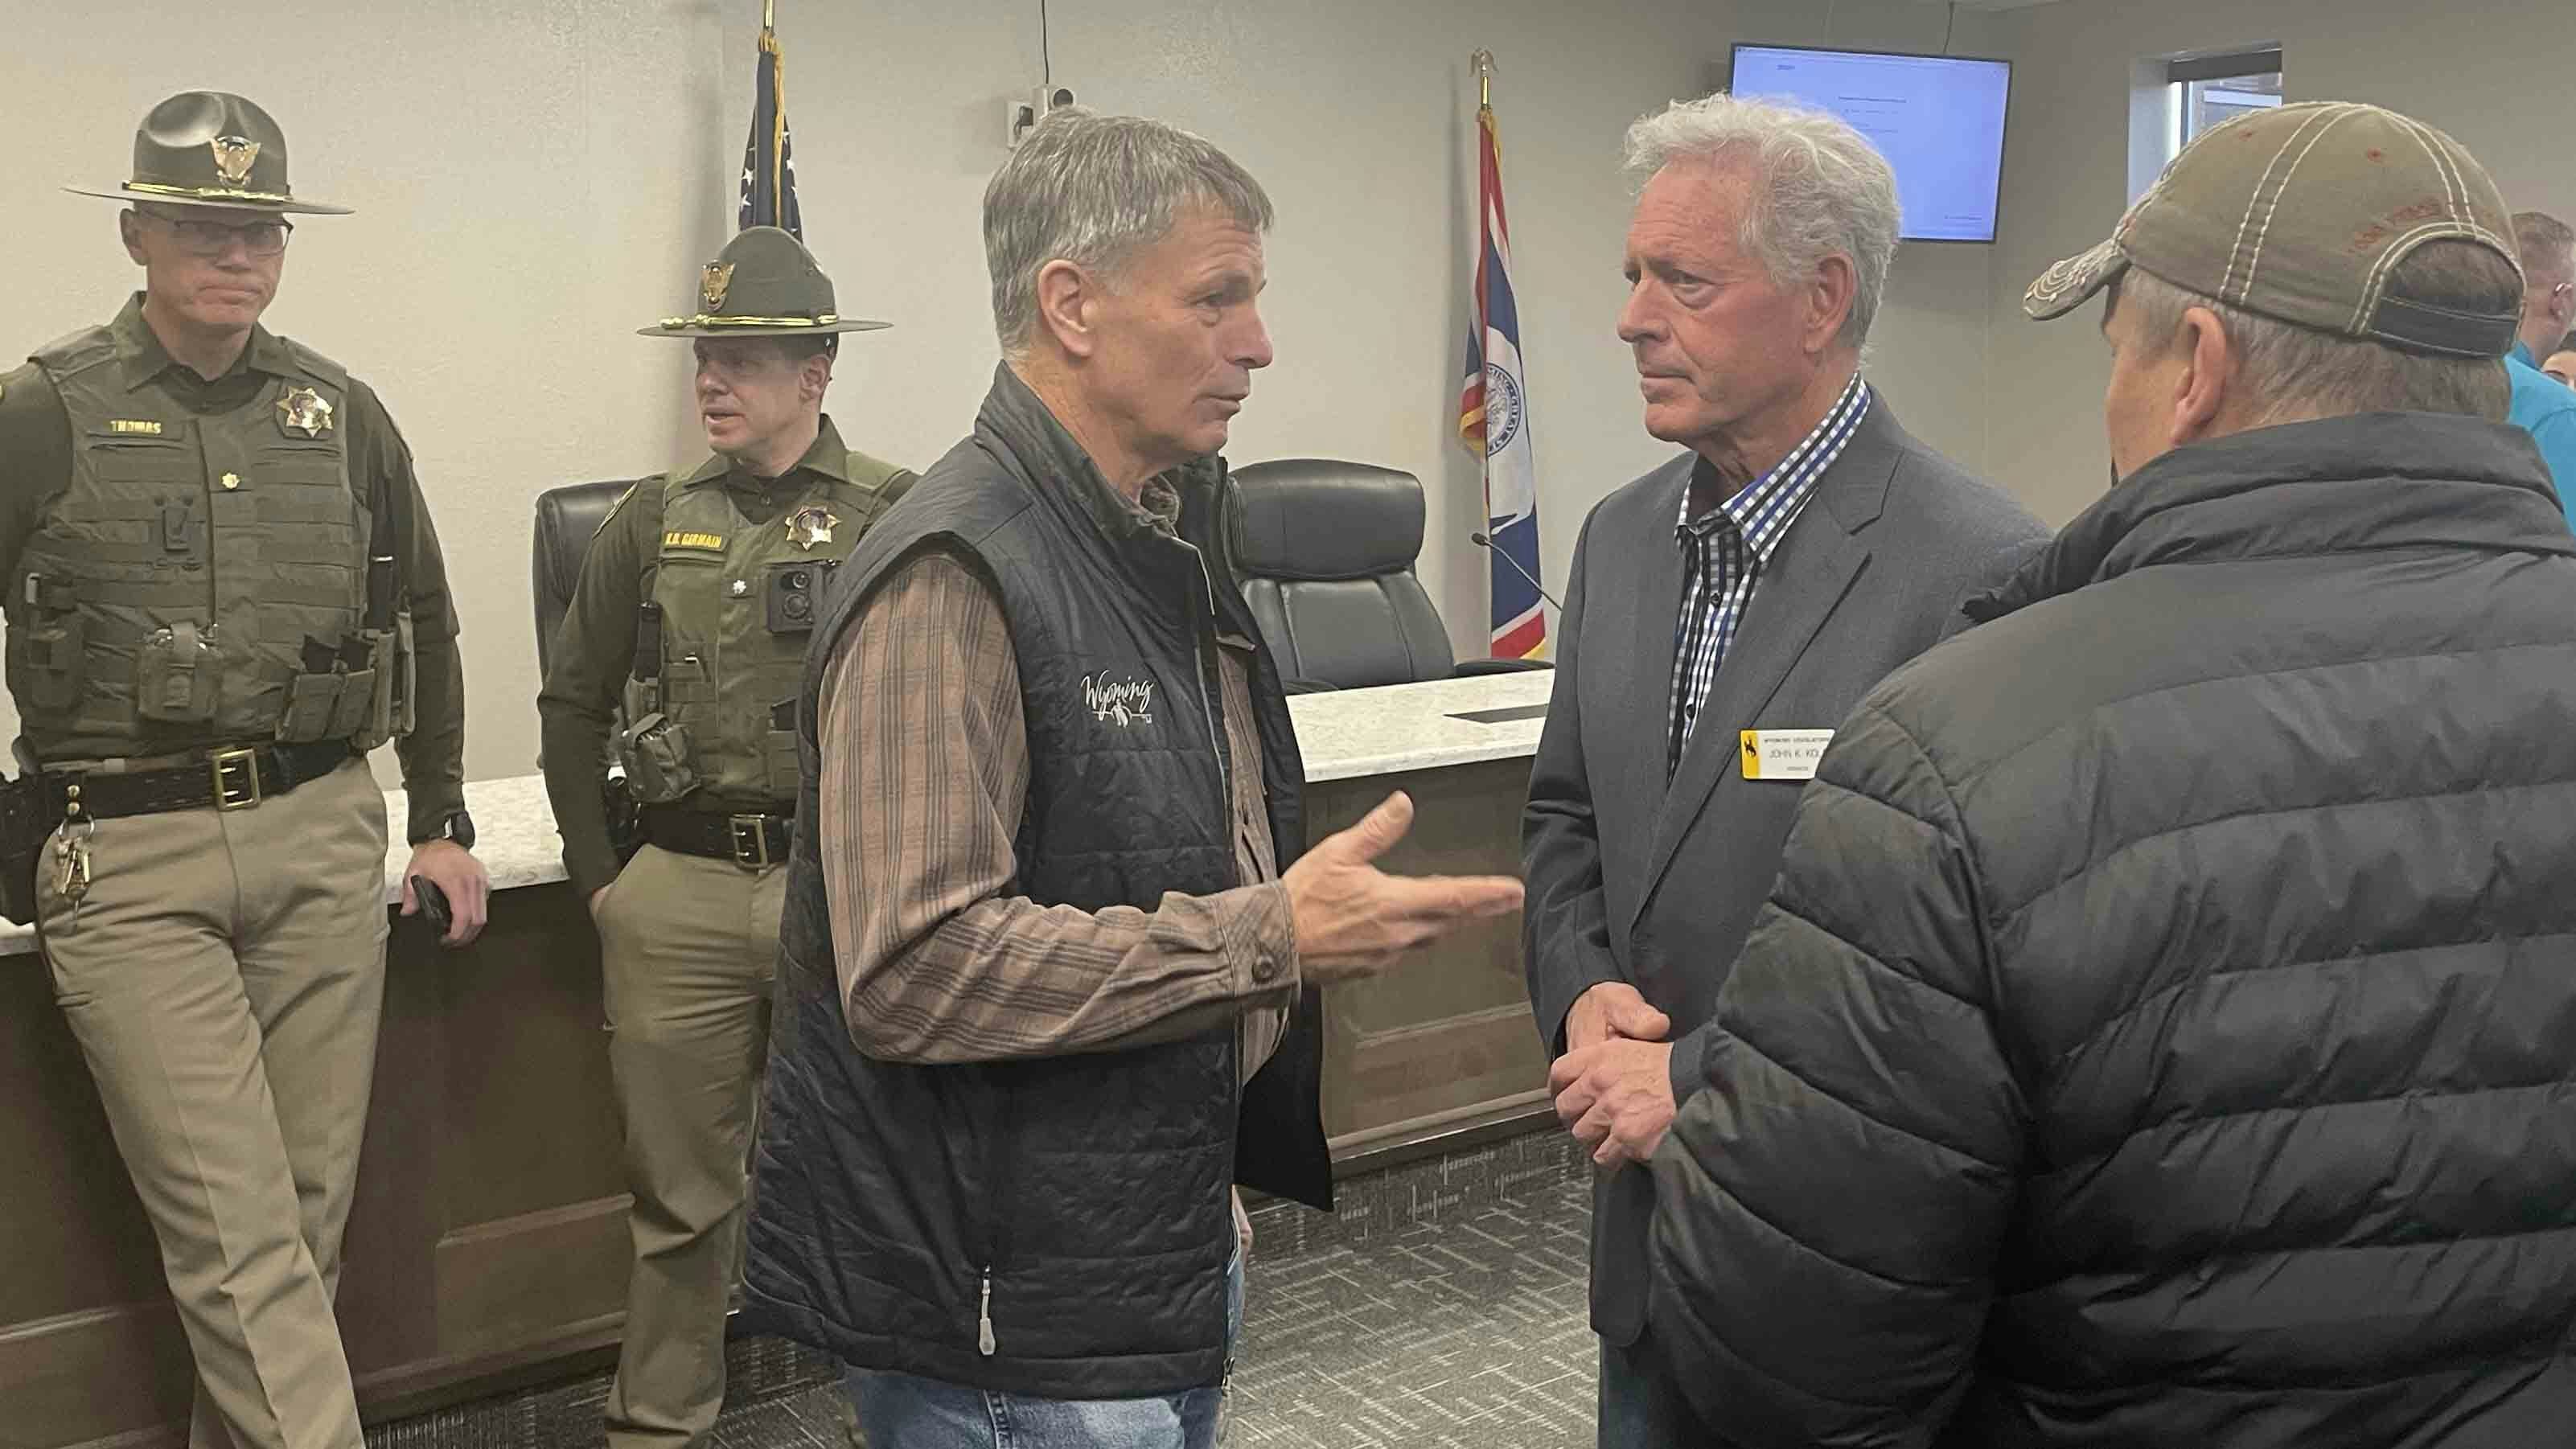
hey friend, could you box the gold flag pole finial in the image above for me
[1473,49,1494,109]
[763,0,775,30]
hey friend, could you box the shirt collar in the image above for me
[683,413,854,490]
[1675,371,1872,567]
[111,291,296,391]
[979,362,1214,553]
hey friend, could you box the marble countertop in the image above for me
[1285,668,1554,782]
[1,671,1552,958]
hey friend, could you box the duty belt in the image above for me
[640,803,793,868]
[43,740,355,823]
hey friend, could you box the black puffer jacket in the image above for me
[1650,413,2576,1447]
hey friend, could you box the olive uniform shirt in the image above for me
[536,417,914,899]
[0,297,467,843]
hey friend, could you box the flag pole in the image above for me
[1473,49,1493,109]
[763,0,774,30]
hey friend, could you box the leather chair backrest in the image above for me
[1230,459,1455,690]
[532,479,643,679]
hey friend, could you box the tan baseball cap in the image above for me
[2025,101,2522,358]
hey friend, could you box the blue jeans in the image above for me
[847,1252,1245,1448]
[1597,1327,1700,1448]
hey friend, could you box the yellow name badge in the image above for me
[662,530,725,552]
[1740,729,1835,782]
[108,418,166,435]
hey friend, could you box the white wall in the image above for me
[1978,0,2576,523]
[0,0,2002,784]
[1740,0,2015,483]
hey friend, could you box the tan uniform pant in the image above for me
[36,757,388,1449]
[594,841,785,1449]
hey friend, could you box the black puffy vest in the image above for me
[743,367,1327,1400]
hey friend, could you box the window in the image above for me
[2130,46,2283,201]
[2170,49,2285,150]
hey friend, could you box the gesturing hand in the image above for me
[1284,791,1524,984]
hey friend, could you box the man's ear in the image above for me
[1033,259,1103,359]
[801,349,834,403]
[2167,304,2234,447]
[120,209,149,266]
[1805,253,1859,356]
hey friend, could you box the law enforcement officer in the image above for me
[0,92,487,1449]
[536,225,913,1447]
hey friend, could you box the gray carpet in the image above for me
[371,1129,1598,1448]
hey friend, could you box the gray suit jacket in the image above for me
[1521,399,2046,1344]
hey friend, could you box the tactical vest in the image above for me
[619,464,892,806]
[10,325,404,763]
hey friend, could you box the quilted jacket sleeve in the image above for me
[1646,698,2028,1448]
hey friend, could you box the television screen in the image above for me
[1729,44,2012,244]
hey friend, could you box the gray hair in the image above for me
[2514,210,2574,288]
[1622,92,1901,350]
[2110,239,2520,423]
[983,109,1274,356]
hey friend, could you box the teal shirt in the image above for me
[2506,341,2576,528]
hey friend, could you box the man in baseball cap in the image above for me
[1643,101,2576,1447]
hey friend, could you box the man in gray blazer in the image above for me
[1523,92,2047,1445]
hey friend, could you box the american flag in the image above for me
[737,10,802,238]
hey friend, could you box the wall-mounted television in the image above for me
[1728,44,2013,244]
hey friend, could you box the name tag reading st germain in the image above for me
[1739,729,1834,782]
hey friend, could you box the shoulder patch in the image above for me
[592,476,655,541]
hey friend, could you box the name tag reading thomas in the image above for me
[1739,729,1835,782]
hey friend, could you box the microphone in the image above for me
[1471,531,1564,612]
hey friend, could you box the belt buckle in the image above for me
[210,748,261,811]
[727,815,771,869]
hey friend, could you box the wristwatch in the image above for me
[416,809,475,851]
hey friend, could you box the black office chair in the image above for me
[1231,458,1551,692]
[532,479,643,678]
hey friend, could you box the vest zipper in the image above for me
[1176,541,1232,813]
[1185,536,1255,1291]
[977,1265,997,1355]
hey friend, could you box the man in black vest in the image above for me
[744,109,1522,1448]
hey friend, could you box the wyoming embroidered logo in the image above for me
[1081,672,1157,728]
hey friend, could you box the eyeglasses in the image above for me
[135,210,294,259]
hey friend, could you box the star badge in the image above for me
[276,385,335,439]
[786,504,838,551]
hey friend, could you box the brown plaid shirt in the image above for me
[817,482,1296,1082]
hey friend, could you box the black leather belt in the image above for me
[47,740,355,823]
[641,805,793,868]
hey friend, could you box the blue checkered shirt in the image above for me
[1666,373,1873,778]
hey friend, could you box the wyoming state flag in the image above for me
[1456,84,1546,660]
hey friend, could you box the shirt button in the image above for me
[220,472,240,491]
[730,579,750,597]
[1252,953,1282,984]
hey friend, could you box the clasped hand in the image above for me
[1549,980,1675,1169]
